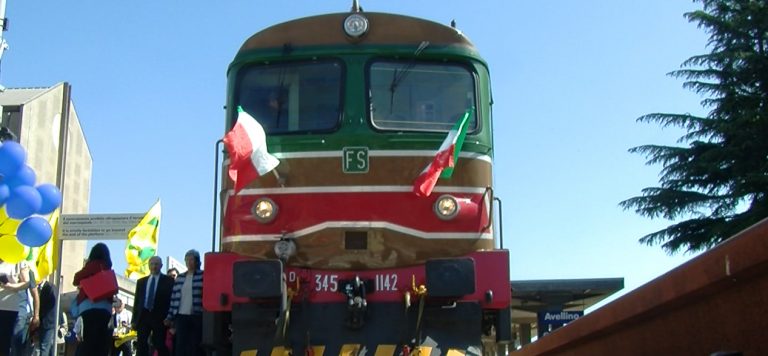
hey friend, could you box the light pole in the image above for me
[0,0,9,92]
[52,82,71,356]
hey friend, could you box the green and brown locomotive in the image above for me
[203,3,511,355]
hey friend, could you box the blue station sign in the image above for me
[538,310,583,326]
[537,310,584,338]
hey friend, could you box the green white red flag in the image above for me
[412,110,472,197]
[223,107,280,193]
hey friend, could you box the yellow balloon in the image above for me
[0,207,22,236]
[0,235,29,264]
[0,220,21,236]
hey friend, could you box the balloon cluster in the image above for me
[0,141,62,263]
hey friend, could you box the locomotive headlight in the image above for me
[252,198,278,223]
[434,195,459,220]
[274,239,297,261]
[343,13,369,38]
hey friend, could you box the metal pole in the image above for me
[0,0,9,90]
[494,197,503,250]
[0,0,7,31]
[211,139,223,252]
[52,82,71,356]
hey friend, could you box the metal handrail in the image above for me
[494,196,504,250]
[211,139,223,252]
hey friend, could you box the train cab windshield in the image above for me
[369,60,478,133]
[235,60,343,134]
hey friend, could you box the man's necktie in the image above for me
[145,276,157,311]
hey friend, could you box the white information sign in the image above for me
[166,255,187,274]
[60,213,145,240]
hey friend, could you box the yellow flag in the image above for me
[125,200,161,280]
[33,210,60,284]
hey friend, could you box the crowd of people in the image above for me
[0,243,205,356]
[0,257,56,356]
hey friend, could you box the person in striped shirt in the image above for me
[163,250,204,356]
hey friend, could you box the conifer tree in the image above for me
[621,0,768,253]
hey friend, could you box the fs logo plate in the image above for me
[342,147,369,173]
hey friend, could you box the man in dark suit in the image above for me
[132,256,173,356]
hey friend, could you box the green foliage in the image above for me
[621,0,768,253]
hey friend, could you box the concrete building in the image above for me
[0,82,91,293]
[116,273,137,317]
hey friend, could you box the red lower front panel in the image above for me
[223,191,490,239]
[203,249,510,311]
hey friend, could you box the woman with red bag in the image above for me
[72,243,116,356]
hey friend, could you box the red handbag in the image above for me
[80,269,118,301]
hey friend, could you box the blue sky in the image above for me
[3,1,709,307]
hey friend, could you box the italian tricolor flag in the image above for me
[412,109,472,197]
[223,107,280,193]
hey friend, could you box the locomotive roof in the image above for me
[238,12,477,53]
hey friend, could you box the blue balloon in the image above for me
[0,184,9,206]
[4,165,36,188]
[16,216,52,247]
[0,142,27,177]
[36,184,62,215]
[6,186,42,219]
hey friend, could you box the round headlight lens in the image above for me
[343,13,369,38]
[274,239,296,260]
[252,198,278,223]
[434,195,459,220]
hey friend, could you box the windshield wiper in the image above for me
[388,41,430,114]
